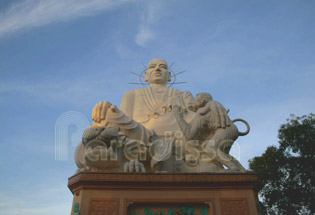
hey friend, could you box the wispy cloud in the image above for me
[134,1,162,46]
[0,77,120,105]
[135,24,156,46]
[0,0,134,39]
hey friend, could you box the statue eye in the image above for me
[160,65,167,69]
[148,64,155,69]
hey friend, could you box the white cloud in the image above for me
[134,1,162,46]
[0,84,36,95]
[0,0,134,39]
[0,77,121,105]
[135,24,155,46]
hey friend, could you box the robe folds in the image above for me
[120,86,195,137]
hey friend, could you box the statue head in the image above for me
[145,58,171,85]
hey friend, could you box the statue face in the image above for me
[194,94,205,107]
[194,93,212,108]
[145,58,171,84]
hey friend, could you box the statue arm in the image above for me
[173,105,199,140]
[182,91,194,111]
[120,89,135,118]
[198,105,211,115]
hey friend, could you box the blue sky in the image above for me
[0,0,314,214]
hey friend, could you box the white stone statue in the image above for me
[74,58,250,173]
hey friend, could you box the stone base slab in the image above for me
[68,172,260,215]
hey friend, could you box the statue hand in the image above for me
[124,160,145,172]
[92,101,112,124]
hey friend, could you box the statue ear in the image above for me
[168,72,171,82]
[144,71,148,82]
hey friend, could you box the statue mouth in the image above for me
[152,71,162,77]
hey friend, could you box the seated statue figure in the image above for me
[173,93,250,172]
[74,59,250,173]
[75,58,195,172]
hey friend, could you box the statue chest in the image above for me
[130,88,186,134]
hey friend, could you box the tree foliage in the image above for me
[249,113,315,215]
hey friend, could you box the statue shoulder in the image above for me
[120,88,138,114]
[169,87,193,97]
[122,88,137,97]
[168,88,194,111]
[122,87,148,97]
[182,90,193,98]
[178,89,194,101]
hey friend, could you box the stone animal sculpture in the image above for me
[75,120,121,171]
[173,92,250,172]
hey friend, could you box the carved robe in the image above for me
[120,86,194,137]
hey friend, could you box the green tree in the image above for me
[249,113,315,215]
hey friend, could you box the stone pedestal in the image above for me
[68,172,260,215]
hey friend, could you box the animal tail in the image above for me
[232,118,250,136]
